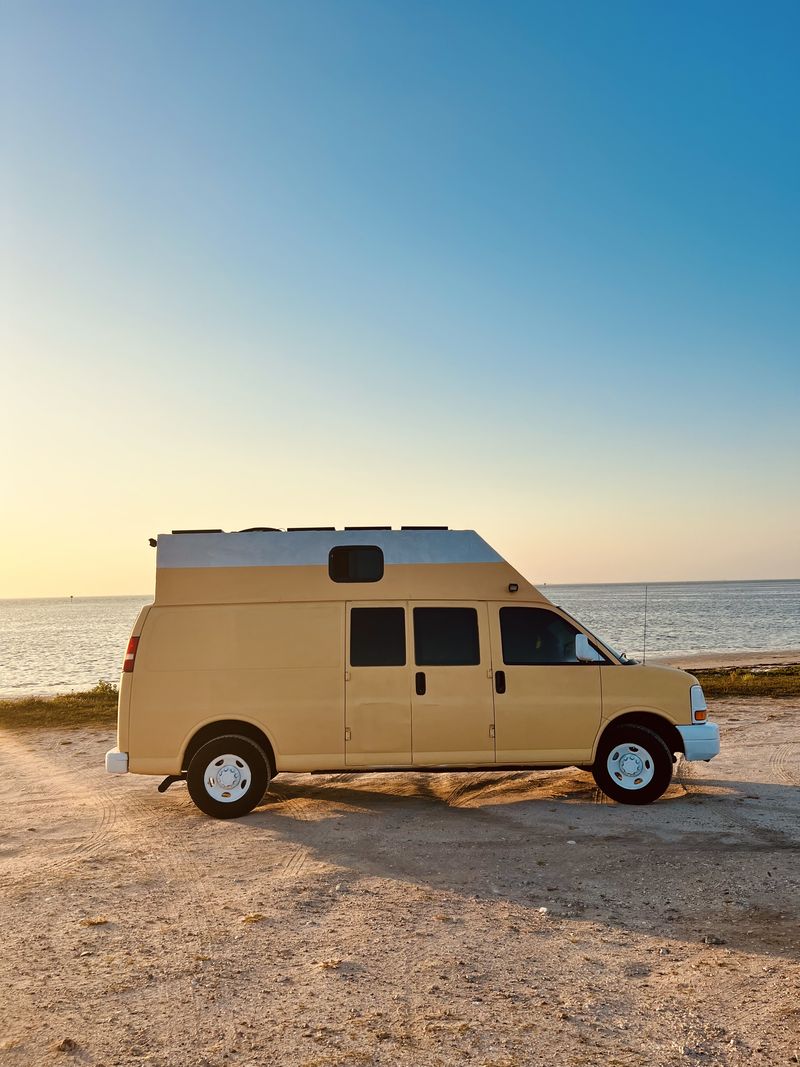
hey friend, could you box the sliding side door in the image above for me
[410,603,496,765]
[345,603,412,765]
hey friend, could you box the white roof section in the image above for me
[157,529,504,570]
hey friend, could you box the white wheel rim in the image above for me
[607,742,655,790]
[203,754,252,803]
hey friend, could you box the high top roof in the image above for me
[157,528,503,570]
[152,527,549,605]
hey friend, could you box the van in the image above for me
[105,527,720,817]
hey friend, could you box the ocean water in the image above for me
[0,595,153,698]
[0,581,798,698]
[547,580,800,663]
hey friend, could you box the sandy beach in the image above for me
[1,691,798,1067]
[653,649,800,670]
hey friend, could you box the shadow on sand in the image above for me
[207,764,800,961]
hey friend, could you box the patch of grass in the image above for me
[0,680,118,730]
[693,664,800,699]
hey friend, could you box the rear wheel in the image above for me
[592,723,673,805]
[187,734,270,818]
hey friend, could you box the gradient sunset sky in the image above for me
[2,1,799,597]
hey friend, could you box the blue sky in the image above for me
[1,1,799,594]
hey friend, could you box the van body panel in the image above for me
[155,562,545,607]
[493,664,602,763]
[139,602,341,672]
[599,664,693,726]
[129,602,344,775]
[116,604,152,756]
[116,677,131,757]
[345,601,412,765]
[410,602,496,765]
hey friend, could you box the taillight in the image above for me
[123,636,139,673]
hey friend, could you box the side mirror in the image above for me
[576,634,603,663]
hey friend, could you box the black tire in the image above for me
[187,734,270,819]
[592,723,673,805]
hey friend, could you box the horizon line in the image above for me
[2,575,799,601]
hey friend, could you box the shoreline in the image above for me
[652,649,800,670]
[1,651,800,704]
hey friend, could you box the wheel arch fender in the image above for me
[181,719,277,778]
[593,711,684,763]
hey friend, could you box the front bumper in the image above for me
[676,723,720,762]
[105,748,129,774]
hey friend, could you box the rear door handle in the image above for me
[495,670,506,694]
[415,671,426,696]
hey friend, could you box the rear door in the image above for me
[345,603,412,765]
[489,604,602,763]
[410,603,496,765]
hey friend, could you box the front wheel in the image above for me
[187,734,270,818]
[592,724,673,805]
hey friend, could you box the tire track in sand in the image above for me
[0,732,235,1053]
[0,731,118,890]
[265,781,314,878]
[769,743,800,787]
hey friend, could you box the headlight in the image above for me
[690,684,707,722]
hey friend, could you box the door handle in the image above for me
[495,670,506,694]
[415,671,426,696]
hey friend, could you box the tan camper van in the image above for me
[106,527,719,818]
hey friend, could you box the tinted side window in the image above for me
[350,608,406,666]
[500,607,581,665]
[413,607,480,666]
[329,545,384,583]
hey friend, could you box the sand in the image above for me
[1,698,799,1067]
[652,649,800,670]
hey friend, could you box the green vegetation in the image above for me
[693,664,800,699]
[0,680,118,730]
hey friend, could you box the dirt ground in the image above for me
[1,700,799,1067]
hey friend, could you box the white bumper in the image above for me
[105,748,129,774]
[676,723,720,762]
